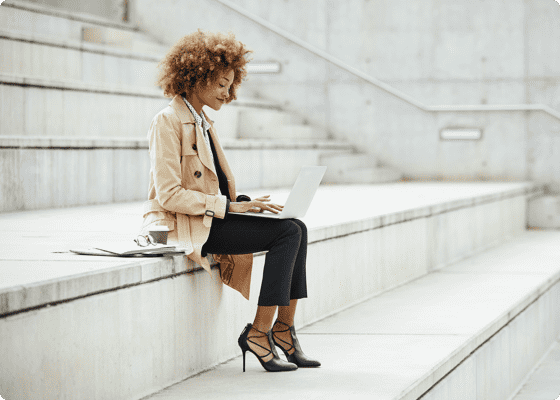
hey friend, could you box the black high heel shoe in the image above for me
[238,323,298,372]
[272,320,321,368]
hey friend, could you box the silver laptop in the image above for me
[230,166,327,219]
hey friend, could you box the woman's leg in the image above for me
[203,214,306,306]
[286,219,308,302]
[202,215,308,359]
[250,305,277,361]
[273,219,307,354]
[274,299,298,354]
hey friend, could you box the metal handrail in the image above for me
[214,0,560,121]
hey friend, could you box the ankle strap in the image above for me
[273,320,292,331]
[271,322,294,352]
[248,325,269,337]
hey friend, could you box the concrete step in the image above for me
[143,230,560,400]
[0,71,285,140]
[0,136,353,212]
[324,165,404,184]
[321,152,376,180]
[204,100,283,140]
[1,0,167,54]
[237,108,294,137]
[0,76,168,138]
[528,195,560,229]
[238,124,328,141]
[230,104,328,140]
[0,182,548,400]
[0,35,161,88]
[239,121,327,141]
[81,25,167,55]
[276,124,326,140]
[510,339,560,400]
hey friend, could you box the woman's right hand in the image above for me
[229,195,283,214]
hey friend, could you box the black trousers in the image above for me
[201,214,308,306]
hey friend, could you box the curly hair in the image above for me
[156,29,253,103]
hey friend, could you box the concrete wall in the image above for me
[131,0,560,192]
[226,0,560,108]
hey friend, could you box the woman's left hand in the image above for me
[252,195,283,213]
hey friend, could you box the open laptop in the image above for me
[229,165,327,219]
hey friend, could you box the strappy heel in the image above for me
[238,323,298,372]
[272,320,321,368]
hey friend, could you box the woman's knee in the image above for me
[289,219,307,240]
[291,219,307,234]
[278,219,302,241]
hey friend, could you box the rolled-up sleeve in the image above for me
[148,110,228,219]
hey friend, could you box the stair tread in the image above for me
[0,182,536,309]
[0,135,353,150]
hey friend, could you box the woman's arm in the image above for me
[149,110,228,218]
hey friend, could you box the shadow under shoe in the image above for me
[238,323,298,372]
[272,320,321,368]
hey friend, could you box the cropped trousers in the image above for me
[201,214,308,306]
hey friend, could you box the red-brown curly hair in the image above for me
[156,29,253,103]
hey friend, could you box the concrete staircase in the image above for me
[320,151,403,184]
[1,181,558,400]
[0,0,403,213]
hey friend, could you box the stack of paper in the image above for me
[70,243,188,257]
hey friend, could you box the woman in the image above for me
[141,30,320,372]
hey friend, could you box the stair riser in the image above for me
[321,153,375,180]
[324,167,403,184]
[239,125,327,140]
[0,146,335,211]
[203,105,240,140]
[0,38,159,88]
[528,195,560,229]
[237,109,292,137]
[0,5,164,53]
[0,148,150,212]
[1,7,84,42]
[226,148,325,190]
[0,84,168,138]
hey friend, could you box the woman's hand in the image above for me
[229,195,284,214]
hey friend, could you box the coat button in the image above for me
[192,144,197,151]
[194,171,202,178]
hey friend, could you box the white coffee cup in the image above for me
[148,226,169,244]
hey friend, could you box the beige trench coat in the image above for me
[140,95,253,299]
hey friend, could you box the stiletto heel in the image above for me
[272,320,321,368]
[237,323,298,372]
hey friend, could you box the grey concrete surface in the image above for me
[510,339,560,400]
[131,0,560,192]
[142,230,560,400]
[0,182,551,400]
[0,182,534,308]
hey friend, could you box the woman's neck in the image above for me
[185,93,203,115]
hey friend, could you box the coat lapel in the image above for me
[203,111,237,198]
[194,123,217,176]
[169,96,216,176]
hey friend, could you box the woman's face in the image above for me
[197,69,235,111]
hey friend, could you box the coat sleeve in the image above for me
[148,110,228,219]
